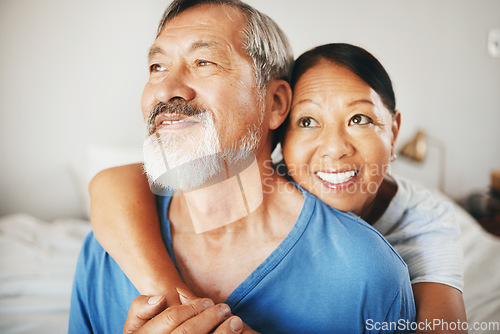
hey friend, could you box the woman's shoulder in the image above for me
[381,175,464,290]
[373,174,459,241]
[388,174,455,222]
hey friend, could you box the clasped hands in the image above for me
[123,290,258,334]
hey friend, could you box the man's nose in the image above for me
[317,123,355,160]
[154,67,196,103]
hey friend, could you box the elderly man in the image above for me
[69,0,415,333]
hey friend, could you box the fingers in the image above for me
[212,316,245,334]
[124,293,247,334]
[136,297,223,334]
[163,284,197,307]
[124,295,168,334]
[213,316,259,333]
[162,290,181,307]
[170,303,233,334]
[176,287,195,305]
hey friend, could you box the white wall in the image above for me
[1,0,499,220]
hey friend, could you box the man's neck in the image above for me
[169,158,303,236]
[167,161,304,302]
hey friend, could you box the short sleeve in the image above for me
[68,232,94,334]
[364,277,416,333]
[374,176,464,291]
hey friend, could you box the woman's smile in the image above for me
[283,59,399,215]
[315,169,360,189]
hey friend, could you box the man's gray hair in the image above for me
[157,0,294,90]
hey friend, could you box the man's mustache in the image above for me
[146,101,207,135]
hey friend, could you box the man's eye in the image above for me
[149,64,166,73]
[298,117,320,128]
[196,60,214,67]
[349,114,373,126]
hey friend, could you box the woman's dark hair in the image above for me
[291,43,396,112]
[274,43,396,149]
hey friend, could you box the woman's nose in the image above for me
[153,67,196,103]
[317,123,354,160]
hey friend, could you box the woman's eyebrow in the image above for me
[347,99,374,107]
[293,98,320,108]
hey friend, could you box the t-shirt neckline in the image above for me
[160,188,314,309]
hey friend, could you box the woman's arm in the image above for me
[89,163,193,305]
[412,282,467,334]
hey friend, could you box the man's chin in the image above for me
[144,153,226,194]
[144,149,258,195]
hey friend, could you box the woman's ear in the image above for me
[391,111,402,155]
[267,80,292,130]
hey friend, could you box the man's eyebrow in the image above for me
[148,45,165,61]
[148,41,223,61]
[189,40,222,52]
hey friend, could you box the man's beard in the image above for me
[143,100,264,193]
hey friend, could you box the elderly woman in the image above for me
[90,43,466,332]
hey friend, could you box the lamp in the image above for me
[399,130,446,192]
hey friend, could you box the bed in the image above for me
[0,214,90,333]
[1,200,499,333]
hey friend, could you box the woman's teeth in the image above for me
[316,170,357,184]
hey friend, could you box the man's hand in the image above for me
[123,294,247,334]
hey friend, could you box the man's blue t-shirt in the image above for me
[69,189,416,333]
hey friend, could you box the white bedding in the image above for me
[457,204,500,326]
[0,204,499,333]
[0,214,91,333]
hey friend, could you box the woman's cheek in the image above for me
[284,131,306,163]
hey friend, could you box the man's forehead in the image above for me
[162,4,247,35]
[151,5,248,58]
[179,4,242,20]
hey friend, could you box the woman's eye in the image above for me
[298,117,319,128]
[349,114,373,126]
[149,64,166,73]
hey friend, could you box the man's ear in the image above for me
[267,80,292,130]
[391,111,402,156]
